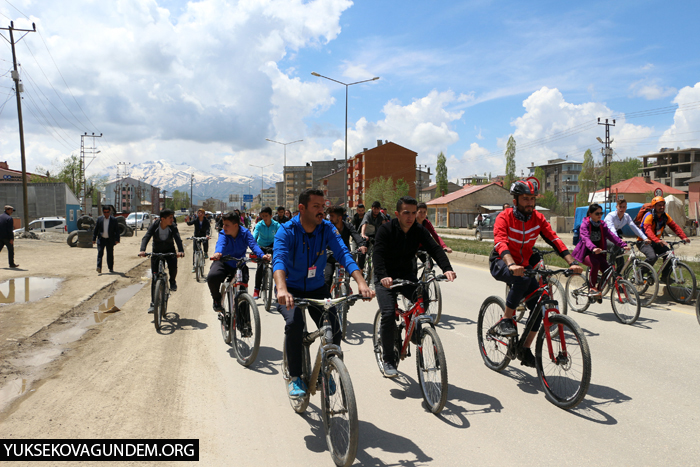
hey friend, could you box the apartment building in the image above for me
[283,164,313,209]
[528,157,582,205]
[261,186,276,208]
[638,147,700,195]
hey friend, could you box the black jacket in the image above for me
[140,219,185,254]
[351,213,363,231]
[0,212,14,240]
[186,217,211,237]
[92,215,121,243]
[273,214,290,224]
[335,221,366,250]
[373,218,453,282]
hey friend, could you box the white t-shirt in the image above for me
[102,216,110,238]
[604,211,647,240]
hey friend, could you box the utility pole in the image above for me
[80,133,102,214]
[1,21,36,233]
[415,164,431,201]
[162,189,168,211]
[190,174,194,215]
[597,118,616,213]
[250,164,272,199]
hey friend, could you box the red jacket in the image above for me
[421,218,447,249]
[493,209,570,266]
[640,211,686,243]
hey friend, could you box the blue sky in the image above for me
[1,0,699,185]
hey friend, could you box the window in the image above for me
[69,210,74,221]
[28,221,41,231]
[45,220,62,228]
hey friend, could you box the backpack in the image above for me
[634,203,654,228]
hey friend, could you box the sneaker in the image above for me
[191,267,195,273]
[96,267,101,274]
[147,303,155,314]
[253,289,260,299]
[213,301,224,313]
[383,361,399,378]
[494,318,517,337]
[519,348,536,368]
[170,282,177,292]
[10,264,19,268]
[288,377,307,399]
[109,269,114,273]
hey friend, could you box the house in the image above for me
[426,183,512,228]
[589,177,685,204]
[420,182,462,202]
[639,147,700,195]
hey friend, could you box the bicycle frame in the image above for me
[394,281,437,360]
[656,242,683,277]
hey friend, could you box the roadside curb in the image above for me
[447,251,489,268]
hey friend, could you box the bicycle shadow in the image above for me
[157,312,208,335]
[436,383,504,429]
[342,322,373,346]
[580,308,657,329]
[436,313,475,331]
[246,345,282,376]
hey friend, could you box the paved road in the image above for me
[2,242,699,466]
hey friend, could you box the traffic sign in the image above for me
[229,194,240,203]
[325,200,331,207]
[525,176,540,192]
[243,194,253,202]
[654,188,663,197]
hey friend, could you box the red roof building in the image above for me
[591,177,684,204]
[426,182,512,228]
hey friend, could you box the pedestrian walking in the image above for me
[93,206,120,273]
[0,205,19,268]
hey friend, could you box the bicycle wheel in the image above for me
[666,262,697,304]
[535,314,591,409]
[195,251,202,282]
[476,296,511,371]
[425,277,442,324]
[263,267,274,312]
[153,279,164,331]
[610,278,641,325]
[551,278,568,316]
[565,273,591,313]
[622,260,658,307]
[334,281,350,340]
[416,326,448,414]
[282,335,311,413]
[321,356,359,467]
[220,287,232,344]
[232,293,261,366]
[372,309,401,375]
[696,297,700,326]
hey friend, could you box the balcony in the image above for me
[347,178,352,185]
[347,168,352,174]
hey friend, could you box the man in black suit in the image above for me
[0,205,19,268]
[93,206,120,273]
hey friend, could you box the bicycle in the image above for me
[362,225,377,286]
[372,275,450,414]
[187,236,208,282]
[281,294,364,467]
[478,268,592,409]
[650,240,696,304]
[215,255,261,366]
[402,250,443,324]
[619,241,659,308]
[252,246,275,312]
[327,249,361,340]
[144,252,176,332]
[565,249,641,325]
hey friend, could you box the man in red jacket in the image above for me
[638,196,690,280]
[490,180,582,367]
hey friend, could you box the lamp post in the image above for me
[250,163,273,203]
[265,138,303,168]
[311,72,379,206]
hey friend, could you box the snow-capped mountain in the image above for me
[106,160,281,202]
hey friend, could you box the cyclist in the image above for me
[360,201,389,240]
[374,196,456,377]
[138,209,186,313]
[273,206,290,224]
[208,212,270,312]
[274,189,374,399]
[324,206,368,292]
[491,181,582,367]
[186,208,211,272]
[351,204,366,231]
[416,202,452,253]
[638,196,690,280]
[252,206,280,299]
[604,198,648,270]
[573,204,629,297]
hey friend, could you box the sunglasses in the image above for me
[593,211,603,216]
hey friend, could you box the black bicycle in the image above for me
[145,252,176,332]
[215,255,260,366]
[281,294,364,467]
[253,246,275,312]
[328,249,361,340]
[187,236,208,282]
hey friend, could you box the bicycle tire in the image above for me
[610,278,641,325]
[622,260,658,307]
[321,356,359,467]
[426,277,442,324]
[232,293,261,366]
[535,314,592,409]
[282,335,311,413]
[335,282,349,340]
[153,279,164,331]
[666,261,697,304]
[416,326,448,414]
[220,287,232,344]
[263,267,274,312]
[195,252,202,282]
[696,297,700,326]
[198,254,205,281]
[372,309,401,375]
[565,273,591,313]
[476,296,511,371]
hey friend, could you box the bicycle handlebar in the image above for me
[523,268,575,278]
[143,252,177,258]
[390,274,447,288]
[216,255,249,264]
[187,236,208,240]
[293,293,366,308]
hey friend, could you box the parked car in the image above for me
[475,212,501,241]
[126,212,153,230]
[14,217,66,234]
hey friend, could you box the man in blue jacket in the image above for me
[274,189,374,399]
[208,211,270,312]
[252,206,280,299]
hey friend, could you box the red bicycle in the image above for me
[372,274,449,414]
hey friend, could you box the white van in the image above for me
[126,212,153,230]
[14,217,66,234]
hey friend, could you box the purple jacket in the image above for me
[572,216,627,262]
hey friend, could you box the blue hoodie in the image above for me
[273,216,359,291]
[253,218,280,248]
[215,224,265,268]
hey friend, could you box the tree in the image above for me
[539,191,559,212]
[534,166,545,190]
[578,149,597,206]
[169,190,191,210]
[364,176,410,213]
[504,135,516,188]
[202,199,216,212]
[435,152,448,197]
[34,154,83,196]
[395,178,410,199]
[610,157,642,185]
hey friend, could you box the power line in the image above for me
[20,65,83,133]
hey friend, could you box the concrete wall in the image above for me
[0,182,77,226]
[550,216,574,233]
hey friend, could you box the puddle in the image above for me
[0,378,29,408]
[97,283,145,313]
[0,277,63,305]
[141,270,152,280]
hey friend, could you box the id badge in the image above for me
[308,266,317,278]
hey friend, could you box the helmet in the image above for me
[651,196,665,206]
[510,180,538,197]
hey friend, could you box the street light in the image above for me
[311,72,379,206]
[250,163,273,201]
[265,138,303,168]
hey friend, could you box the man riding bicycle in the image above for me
[638,196,690,280]
[351,204,366,231]
[604,198,648,270]
[186,208,211,272]
[252,206,280,299]
[324,206,368,292]
[208,212,270,312]
[274,189,374,399]
[139,209,186,313]
[490,181,582,367]
[374,196,456,377]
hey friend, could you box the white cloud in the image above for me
[629,80,677,100]
[659,82,700,149]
